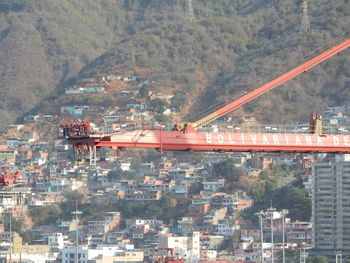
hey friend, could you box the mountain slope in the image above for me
[0,0,125,126]
[76,0,350,124]
[0,0,350,126]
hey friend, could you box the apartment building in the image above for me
[311,155,350,261]
[158,232,200,260]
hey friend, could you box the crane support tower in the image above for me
[63,37,350,159]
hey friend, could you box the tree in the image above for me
[29,205,60,226]
[154,114,169,124]
[213,160,246,191]
[108,169,125,181]
[306,256,328,263]
[137,85,150,99]
[284,187,311,221]
[148,98,168,114]
[59,191,85,218]
[108,168,135,181]
[277,249,299,263]
[142,150,161,162]
[213,160,246,180]
[171,91,188,111]
[4,215,22,233]
[159,194,172,209]
[3,215,34,243]
[188,182,204,195]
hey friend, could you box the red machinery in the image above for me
[153,248,185,263]
[65,37,350,155]
[0,170,22,187]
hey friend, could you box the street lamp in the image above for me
[71,208,82,263]
[3,211,12,263]
[267,207,276,263]
[281,209,289,263]
[336,251,343,263]
[255,211,266,263]
[300,242,306,263]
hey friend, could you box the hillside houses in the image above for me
[64,86,105,95]
[0,129,316,262]
[0,73,321,262]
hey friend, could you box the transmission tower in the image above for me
[301,0,311,32]
[186,0,195,22]
[174,0,181,22]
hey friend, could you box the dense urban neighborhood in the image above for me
[1,70,350,263]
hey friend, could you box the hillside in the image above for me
[0,0,123,126]
[0,0,350,127]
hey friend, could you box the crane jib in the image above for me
[193,38,350,129]
[66,37,350,155]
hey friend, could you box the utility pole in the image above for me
[301,1,311,32]
[267,207,276,263]
[72,205,82,263]
[256,211,265,263]
[9,212,12,263]
[186,0,195,22]
[2,211,13,262]
[281,210,289,263]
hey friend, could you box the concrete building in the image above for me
[61,245,143,263]
[48,232,67,252]
[311,155,350,261]
[158,232,200,261]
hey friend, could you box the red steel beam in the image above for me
[67,130,350,153]
[193,38,350,128]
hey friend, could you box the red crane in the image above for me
[64,38,350,157]
[0,170,22,187]
[153,248,185,263]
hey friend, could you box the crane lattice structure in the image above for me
[186,0,195,22]
[301,0,311,32]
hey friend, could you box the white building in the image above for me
[61,245,143,263]
[202,179,225,193]
[48,232,67,252]
[158,232,200,260]
[61,246,89,263]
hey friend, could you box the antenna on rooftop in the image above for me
[186,0,195,22]
[301,0,311,33]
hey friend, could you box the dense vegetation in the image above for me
[212,160,311,221]
[0,0,349,127]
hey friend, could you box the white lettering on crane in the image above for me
[202,133,350,148]
[305,136,312,145]
[218,134,224,143]
[206,134,212,143]
[344,136,350,146]
[333,136,339,145]
[228,135,235,144]
[250,134,257,144]
[272,135,280,145]
[285,135,289,145]
[263,135,269,145]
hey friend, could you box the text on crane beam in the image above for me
[205,133,350,146]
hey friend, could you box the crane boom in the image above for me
[191,38,350,129]
[64,37,350,157]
